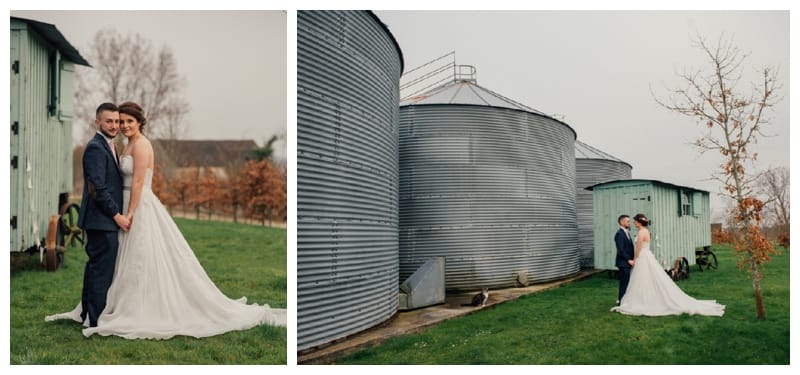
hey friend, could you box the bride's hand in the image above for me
[125,212,134,228]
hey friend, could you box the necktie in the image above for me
[109,140,118,164]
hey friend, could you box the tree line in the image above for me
[151,159,287,227]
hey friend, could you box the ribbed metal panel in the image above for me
[297,10,403,351]
[399,104,580,291]
[575,141,632,268]
[592,180,711,270]
[648,184,712,268]
[10,21,74,252]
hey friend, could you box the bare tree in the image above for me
[757,166,789,228]
[74,28,190,143]
[654,34,782,320]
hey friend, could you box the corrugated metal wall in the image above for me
[10,21,74,252]
[592,181,654,270]
[399,104,580,291]
[592,180,711,270]
[297,10,403,351]
[576,158,631,268]
[648,184,711,268]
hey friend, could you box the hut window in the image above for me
[47,51,60,117]
[681,190,693,216]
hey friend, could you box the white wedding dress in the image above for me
[611,242,724,316]
[46,155,286,338]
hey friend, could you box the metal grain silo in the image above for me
[574,140,632,268]
[297,10,403,351]
[399,72,579,291]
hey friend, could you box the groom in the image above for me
[614,214,635,305]
[77,102,131,327]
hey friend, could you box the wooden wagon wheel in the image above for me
[59,203,85,249]
[702,250,718,271]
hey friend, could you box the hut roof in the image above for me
[12,17,90,66]
[585,178,709,193]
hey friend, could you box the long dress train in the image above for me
[611,242,724,316]
[46,155,286,338]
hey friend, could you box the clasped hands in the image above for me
[114,213,134,232]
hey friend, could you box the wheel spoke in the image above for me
[709,253,718,270]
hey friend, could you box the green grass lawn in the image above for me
[10,218,287,365]
[338,244,790,364]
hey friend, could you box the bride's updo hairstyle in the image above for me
[633,213,650,227]
[118,101,147,133]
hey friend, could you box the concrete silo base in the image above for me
[297,269,601,364]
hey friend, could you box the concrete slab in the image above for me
[298,269,604,364]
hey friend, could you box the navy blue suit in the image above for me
[78,133,123,327]
[614,227,635,302]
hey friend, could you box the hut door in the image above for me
[628,192,651,238]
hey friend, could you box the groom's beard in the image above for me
[100,129,117,139]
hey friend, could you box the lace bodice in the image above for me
[120,155,153,190]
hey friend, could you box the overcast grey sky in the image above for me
[375,10,790,220]
[9,10,287,160]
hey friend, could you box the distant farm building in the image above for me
[151,139,258,180]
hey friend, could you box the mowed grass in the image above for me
[10,218,287,365]
[339,244,789,364]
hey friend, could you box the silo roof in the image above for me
[401,79,547,115]
[575,140,632,168]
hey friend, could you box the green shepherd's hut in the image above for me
[10,17,90,266]
[589,179,711,271]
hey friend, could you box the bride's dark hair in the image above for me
[118,101,147,133]
[634,213,650,227]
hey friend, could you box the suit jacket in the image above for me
[78,133,123,231]
[614,228,635,269]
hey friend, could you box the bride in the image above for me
[611,213,725,317]
[46,101,286,338]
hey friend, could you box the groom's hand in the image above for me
[114,213,131,232]
[628,259,635,267]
